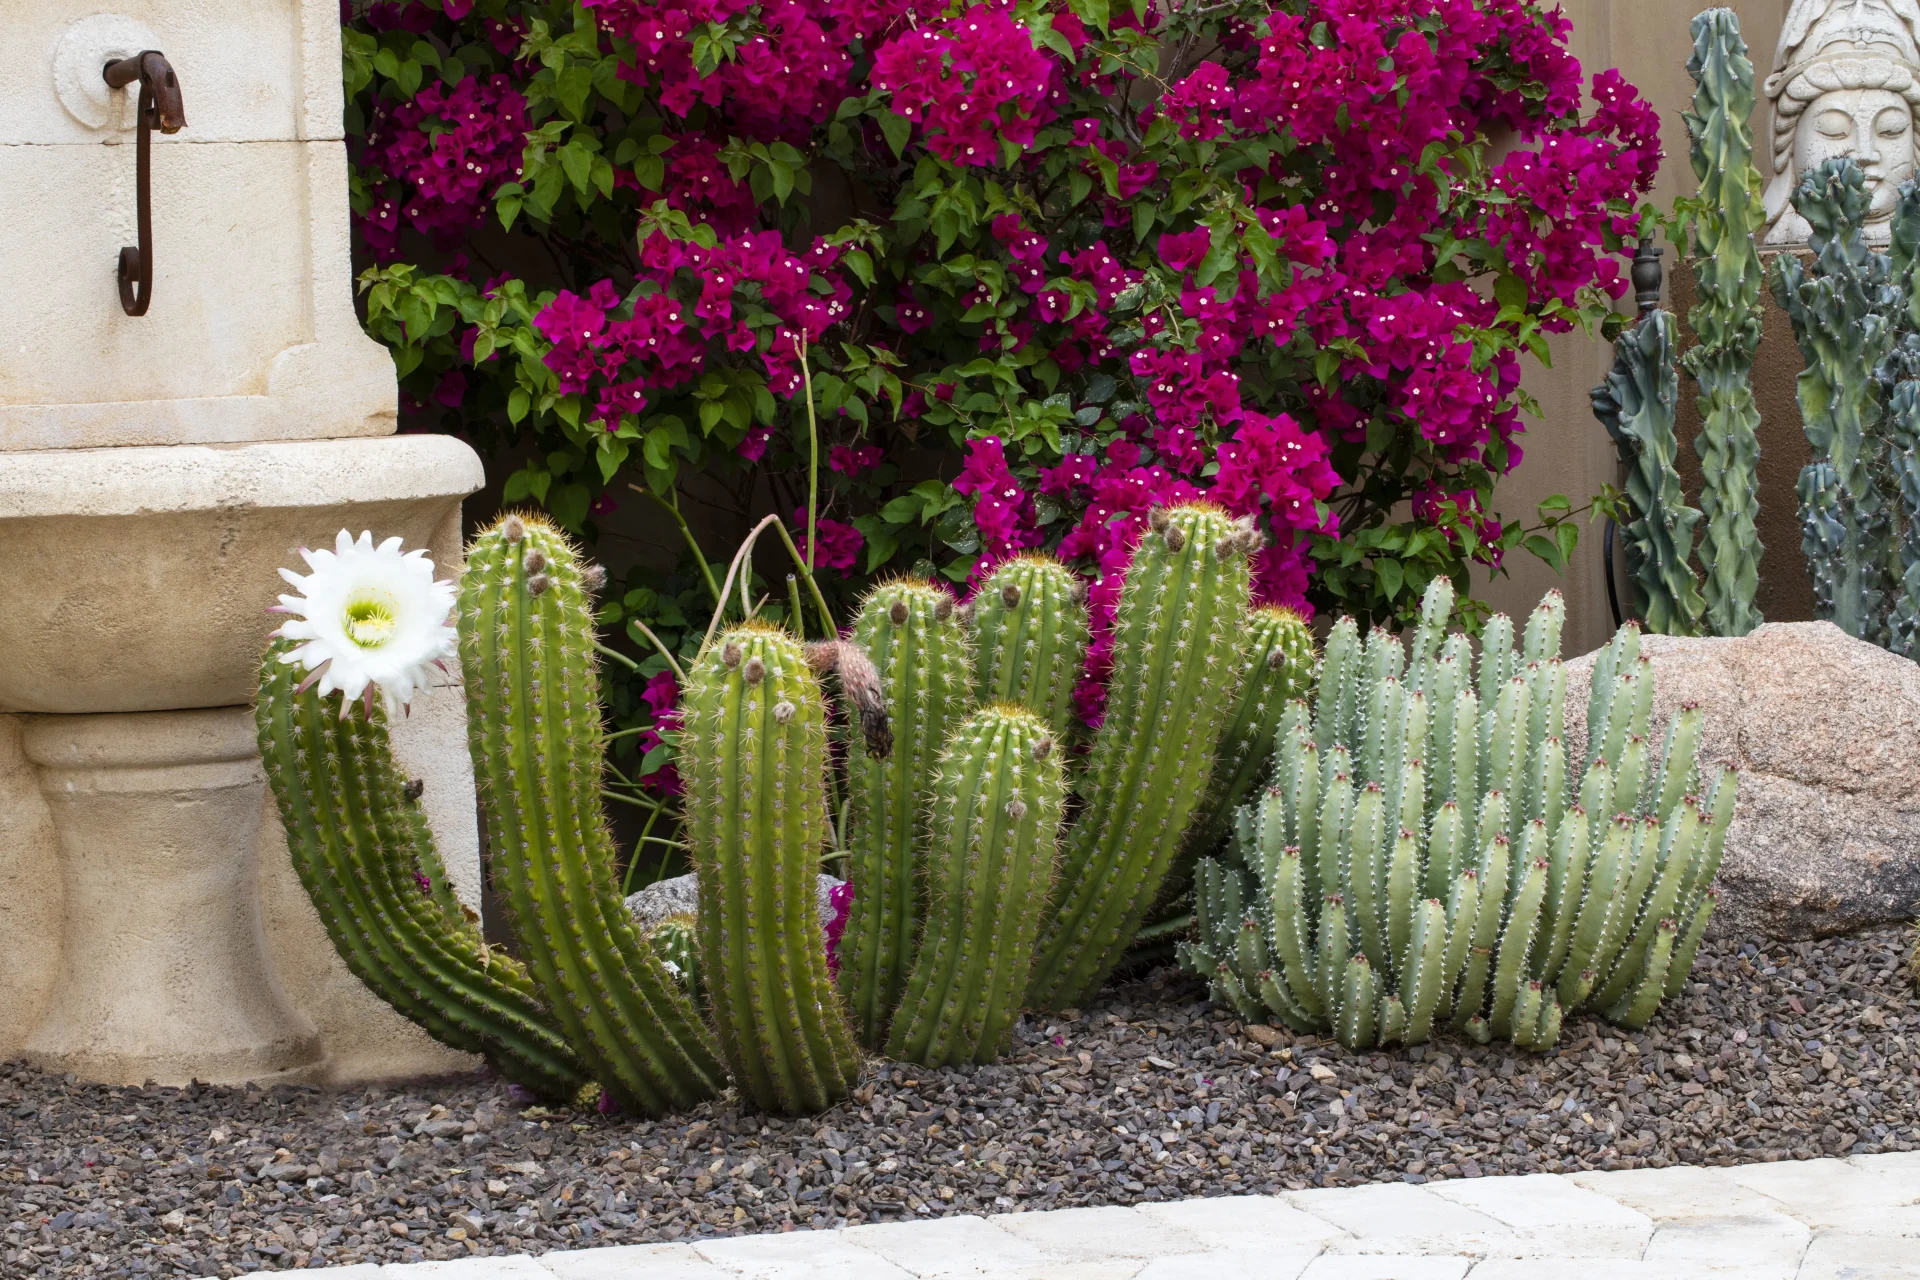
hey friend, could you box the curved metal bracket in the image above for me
[102,52,186,317]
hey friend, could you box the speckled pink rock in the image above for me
[1565,621,1920,941]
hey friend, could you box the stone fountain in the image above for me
[0,1,488,1085]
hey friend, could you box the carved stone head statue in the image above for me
[1764,0,1920,244]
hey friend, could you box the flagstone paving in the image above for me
[267,1153,1920,1279]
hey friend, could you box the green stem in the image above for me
[767,518,837,638]
[787,574,808,640]
[799,335,819,579]
[624,806,666,896]
[627,618,687,684]
[595,641,641,672]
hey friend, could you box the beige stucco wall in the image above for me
[1485,0,1788,653]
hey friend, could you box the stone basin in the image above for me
[0,433,483,714]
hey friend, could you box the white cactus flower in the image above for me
[273,530,458,717]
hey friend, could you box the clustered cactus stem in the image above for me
[681,623,864,1114]
[1189,604,1318,860]
[1681,8,1766,638]
[968,555,1091,742]
[887,706,1066,1067]
[1592,303,1707,637]
[1773,160,1901,643]
[1029,505,1257,1010]
[1181,580,1734,1052]
[460,514,726,1115]
[1888,382,1920,657]
[837,580,972,1049]
[256,638,593,1101]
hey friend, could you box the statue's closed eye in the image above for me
[1817,108,1855,139]
[1878,107,1912,138]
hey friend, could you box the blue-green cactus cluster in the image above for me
[1180,579,1734,1052]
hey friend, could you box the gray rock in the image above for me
[625,871,845,936]
[1564,621,1920,941]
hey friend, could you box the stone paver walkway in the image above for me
[256,1154,1920,1279]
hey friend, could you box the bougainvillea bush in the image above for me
[343,0,1659,820]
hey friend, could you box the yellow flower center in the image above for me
[343,595,398,649]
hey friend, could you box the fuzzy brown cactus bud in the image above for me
[889,598,909,626]
[500,514,527,544]
[523,550,548,575]
[1000,582,1022,609]
[934,594,955,623]
[1164,525,1187,553]
[1032,736,1053,761]
[1149,507,1171,535]
[773,700,795,723]
[403,778,426,802]
[722,641,742,668]
[527,574,552,597]
[742,656,765,686]
[581,563,608,595]
[805,639,893,759]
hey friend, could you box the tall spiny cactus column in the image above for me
[460,514,724,1115]
[681,624,862,1113]
[969,555,1090,740]
[1888,380,1920,657]
[838,580,973,1049]
[1773,159,1900,643]
[1591,298,1707,636]
[887,707,1065,1067]
[1029,505,1255,1009]
[1681,8,1766,638]
[1188,605,1316,858]
[256,639,591,1101]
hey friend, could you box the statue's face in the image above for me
[1797,87,1916,219]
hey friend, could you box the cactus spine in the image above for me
[255,639,592,1100]
[1773,159,1901,643]
[1180,579,1733,1052]
[1591,303,1707,636]
[460,515,724,1115]
[887,707,1065,1066]
[1029,505,1256,1009]
[1189,605,1317,858]
[970,555,1090,740]
[680,624,863,1113]
[1681,8,1766,638]
[837,580,973,1049]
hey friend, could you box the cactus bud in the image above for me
[773,700,795,723]
[1165,525,1187,552]
[1006,799,1028,820]
[957,600,976,625]
[500,514,527,543]
[743,657,765,686]
[403,778,425,801]
[805,639,892,758]
[722,642,743,668]
[1032,736,1053,761]
[1214,536,1236,560]
[581,563,608,594]
[527,574,552,597]
[1149,507,1171,535]
[523,550,548,575]
[889,599,909,626]
[1001,583,1022,609]
[934,594,954,623]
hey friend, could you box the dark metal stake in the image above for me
[103,52,186,317]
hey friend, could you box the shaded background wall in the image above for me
[1489,0,1792,653]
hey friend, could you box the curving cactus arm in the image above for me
[256,637,591,1101]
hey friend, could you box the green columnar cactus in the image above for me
[1591,305,1707,636]
[1029,505,1256,1009]
[969,555,1090,740]
[645,915,703,1004]
[1888,381,1920,657]
[1189,605,1317,859]
[1681,8,1766,638]
[680,623,863,1113]
[460,515,725,1116]
[837,580,973,1049]
[1773,159,1901,643]
[887,706,1066,1067]
[256,638,592,1101]
[1180,579,1735,1052]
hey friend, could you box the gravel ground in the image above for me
[5,926,1917,1278]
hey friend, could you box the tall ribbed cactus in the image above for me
[461,515,725,1115]
[1592,304,1707,636]
[255,638,592,1101]
[1029,505,1256,1009]
[680,624,863,1114]
[887,707,1065,1067]
[837,580,973,1049]
[1889,381,1920,657]
[1188,605,1317,859]
[1180,579,1734,1051]
[969,555,1089,740]
[1773,159,1901,643]
[1681,8,1765,638]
